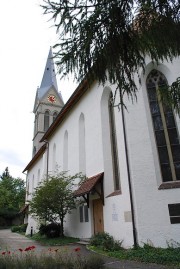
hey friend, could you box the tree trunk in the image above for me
[60,217,64,237]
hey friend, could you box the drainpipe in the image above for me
[120,97,138,247]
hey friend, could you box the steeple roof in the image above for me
[33,47,64,112]
[40,47,58,90]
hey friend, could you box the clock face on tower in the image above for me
[47,95,56,103]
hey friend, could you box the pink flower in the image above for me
[30,246,36,250]
[24,246,36,251]
[24,247,30,251]
[74,247,81,252]
[2,252,6,255]
[7,251,10,255]
[19,248,23,252]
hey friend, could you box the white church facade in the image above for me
[23,48,180,248]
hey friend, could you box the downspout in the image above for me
[120,97,138,247]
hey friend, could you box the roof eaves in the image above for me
[74,172,104,197]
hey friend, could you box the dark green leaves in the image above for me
[0,168,26,218]
[29,171,84,236]
[42,0,180,108]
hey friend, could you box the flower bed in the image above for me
[0,245,104,269]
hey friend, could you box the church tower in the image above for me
[32,48,64,156]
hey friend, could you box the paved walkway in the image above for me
[0,229,176,269]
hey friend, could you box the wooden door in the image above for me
[93,199,104,234]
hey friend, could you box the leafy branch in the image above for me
[41,0,180,110]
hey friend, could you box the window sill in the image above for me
[106,190,121,198]
[158,181,180,190]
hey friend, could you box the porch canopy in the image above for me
[73,172,104,207]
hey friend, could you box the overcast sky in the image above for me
[0,1,77,179]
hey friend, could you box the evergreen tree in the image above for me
[42,0,180,110]
[0,167,26,220]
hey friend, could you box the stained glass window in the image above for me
[147,70,180,182]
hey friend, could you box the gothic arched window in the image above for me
[109,92,120,190]
[79,113,86,174]
[33,146,36,156]
[44,110,50,132]
[34,115,38,136]
[63,130,68,171]
[53,111,58,122]
[53,143,56,172]
[147,70,180,182]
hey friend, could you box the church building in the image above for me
[23,47,180,248]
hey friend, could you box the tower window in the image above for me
[44,111,50,132]
[53,111,58,122]
[33,146,36,156]
[147,70,180,182]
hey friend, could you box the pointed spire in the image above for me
[40,47,58,90]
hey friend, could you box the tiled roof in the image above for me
[74,172,104,197]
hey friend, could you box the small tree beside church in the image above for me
[0,167,26,226]
[29,171,83,237]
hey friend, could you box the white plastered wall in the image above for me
[47,82,134,247]
[25,155,46,235]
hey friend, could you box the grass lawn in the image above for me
[89,245,180,268]
[27,233,79,246]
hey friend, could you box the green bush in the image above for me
[20,223,28,232]
[39,223,61,238]
[90,232,122,251]
[92,243,180,267]
[11,225,19,232]
[11,223,27,233]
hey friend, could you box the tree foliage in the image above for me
[0,167,26,219]
[29,171,83,236]
[41,0,180,110]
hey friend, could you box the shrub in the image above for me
[39,223,61,238]
[19,223,28,232]
[11,223,27,233]
[90,232,122,251]
[11,225,19,232]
